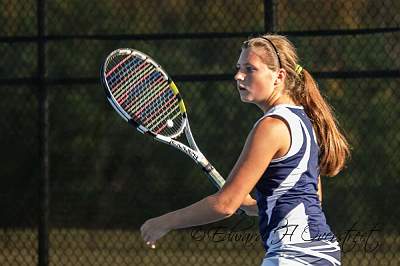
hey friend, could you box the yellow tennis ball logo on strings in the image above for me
[166,119,174,128]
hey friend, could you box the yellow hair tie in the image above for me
[295,64,303,74]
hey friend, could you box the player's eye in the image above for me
[245,66,255,73]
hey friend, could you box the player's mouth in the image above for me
[238,84,247,91]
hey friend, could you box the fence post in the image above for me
[37,0,49,266]
[264,0,275,32]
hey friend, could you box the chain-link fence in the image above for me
[1,0,399,265]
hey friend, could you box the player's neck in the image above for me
[259,95,297,114]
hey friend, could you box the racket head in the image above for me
[101,48,187,139]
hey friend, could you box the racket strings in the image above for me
[154,109,183,136]
[114,62,154,103]
[127,73,167,114]
[117,70,157,108]
[105,54,135,79]
[141,91,178,126]
[133,84,171,118]
[107,56,142,90]
[105,51,185,137]
[137,86,183,136]
[140,94,184,137]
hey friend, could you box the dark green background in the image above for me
[0,0,399,265]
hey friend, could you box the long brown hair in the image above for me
[244,34,350,176]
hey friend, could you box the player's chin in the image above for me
[239,97,250,103]
[238,93,254,103]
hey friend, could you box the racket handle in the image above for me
[203,165,225,190]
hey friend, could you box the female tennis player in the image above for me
[140,34,350,265]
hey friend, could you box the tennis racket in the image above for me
[101,48,242,211]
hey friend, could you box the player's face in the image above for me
[234,47,278,111]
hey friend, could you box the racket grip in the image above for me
[202,163,225,190]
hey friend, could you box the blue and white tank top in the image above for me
[255,104,335,251]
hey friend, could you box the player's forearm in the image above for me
[161,194,235,230]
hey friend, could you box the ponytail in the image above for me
[298,69,350,176]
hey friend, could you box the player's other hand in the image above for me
[140,217,170,249]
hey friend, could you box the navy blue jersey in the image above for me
[254,105,340,265]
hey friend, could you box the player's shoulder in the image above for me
[250,105,293,146]
[246,114,291,157]
[252,115,289,137]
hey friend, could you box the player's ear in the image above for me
[274,68,286,86]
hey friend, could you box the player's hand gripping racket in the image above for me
[101,48,244,214]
